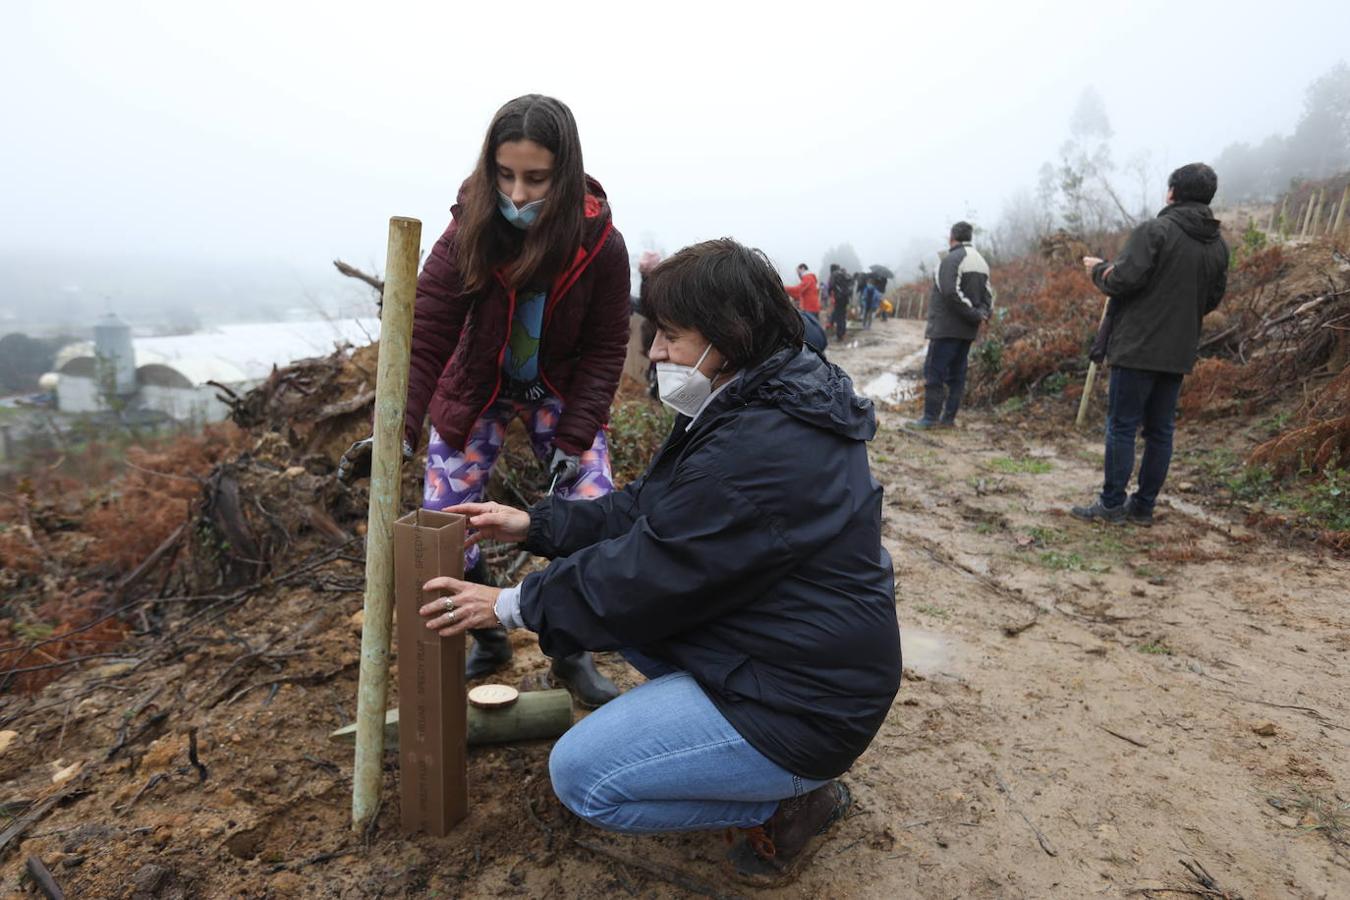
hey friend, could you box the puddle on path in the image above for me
[899,627,961,676]
[862,348,927,403]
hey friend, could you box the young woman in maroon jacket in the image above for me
[342,94,631,706]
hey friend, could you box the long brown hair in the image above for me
[456,95,587,293]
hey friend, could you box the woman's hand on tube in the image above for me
[445,502,530,548]
[420,577,502,637]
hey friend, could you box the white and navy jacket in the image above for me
[927,242,993,340]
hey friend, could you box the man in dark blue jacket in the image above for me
[912,221,993,429]
[1073,163,1228,525]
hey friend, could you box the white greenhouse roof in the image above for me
[58,318,380,387]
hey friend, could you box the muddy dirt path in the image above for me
[3,319,1346,899]
[817,318,1350,898]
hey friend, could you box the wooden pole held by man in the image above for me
[352,216,421,833]
[1076,297,1111,428]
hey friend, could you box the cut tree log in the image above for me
[329,689,573,750]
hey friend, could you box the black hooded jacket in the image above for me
[1092,202,1229,374]
[517,346,902,780]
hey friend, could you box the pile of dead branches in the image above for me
[1181,241,1350,475]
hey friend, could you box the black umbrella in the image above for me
[869,264,895,280]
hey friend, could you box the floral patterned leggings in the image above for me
[423,395,614,570]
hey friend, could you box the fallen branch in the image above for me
[333,260,385,295]
[0,779,87,857]
[267,846,360,874]
[224,661,357,706]
[117,773,170,816]
[24,855,65,900]
[912,536,1043,614]
[1129,854,1246,897]
[1002,617,1039,637]
[187,727,208,783]
[106,709,169,762]
[1209,689,1349,732]
[993,770,1057,857]
[1100,725,1149,748]
[2,653,139,678]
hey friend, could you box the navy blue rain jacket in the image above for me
[518,345,902,780]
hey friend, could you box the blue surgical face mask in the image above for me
[497,191,545,230]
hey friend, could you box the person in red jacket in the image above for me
[341,95,630,707]
[784,263,821,325]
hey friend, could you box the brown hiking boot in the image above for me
[724,781,852,886]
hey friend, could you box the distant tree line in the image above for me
[1214,62,1350,205]
[982,60,1349,264]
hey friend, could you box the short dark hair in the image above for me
[641,239,805,370]
[829,263,840,272]
[797,263,808,271]
[950,221,974,243]
[1168,163,1218,204]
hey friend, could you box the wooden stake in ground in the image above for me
[1301,192,1318,237]
[1076,296,1111,428]
[1335,185,1350,236]
[352,216,421,834]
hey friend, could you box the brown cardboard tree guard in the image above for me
[394,508,468,836]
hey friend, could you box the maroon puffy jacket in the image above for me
[404,177,631,456]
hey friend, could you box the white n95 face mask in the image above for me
[655,343,715,417]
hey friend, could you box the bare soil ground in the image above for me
[3,318,1348,899]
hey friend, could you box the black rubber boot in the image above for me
[463,557,513,680]
[939,396,961,428]
[466,627,513,680]
[550,652,620,709]
[910,388,945,430]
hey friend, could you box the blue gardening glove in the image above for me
[338,435,414,484]
[548,447,581,490]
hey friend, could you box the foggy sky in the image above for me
[2,0,1346,319]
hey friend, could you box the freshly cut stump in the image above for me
[467,684,520,710]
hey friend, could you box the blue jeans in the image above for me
[1101,366,1184,512]
[923,338,972,422]
[548,654,827,834]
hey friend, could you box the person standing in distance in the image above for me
[910,221,992,430]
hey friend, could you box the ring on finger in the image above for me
[443,596,455,613]
[447,609,456,623]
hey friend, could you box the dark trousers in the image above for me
[831,303,848,341]
[1101,366,1184,511]
[922,338,972,422]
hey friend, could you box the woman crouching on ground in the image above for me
[418,238,902,884]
